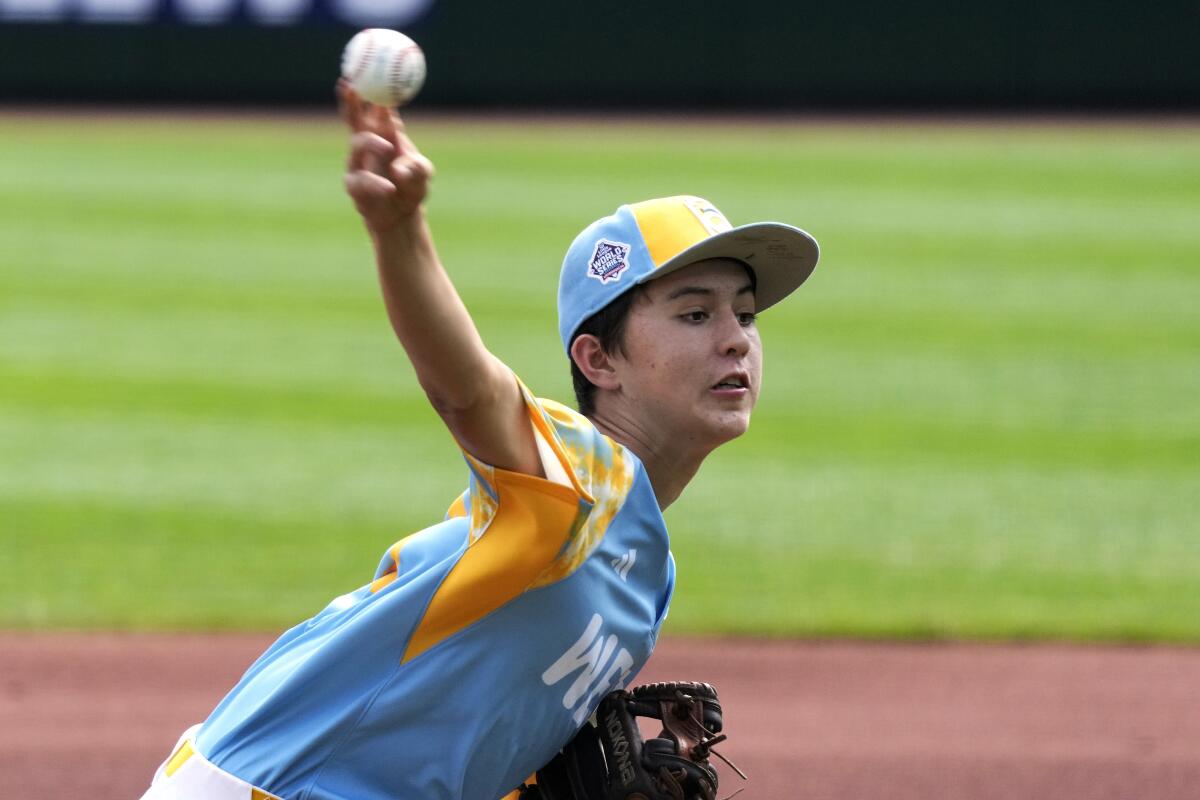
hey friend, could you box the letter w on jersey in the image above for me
[542,614,634,725]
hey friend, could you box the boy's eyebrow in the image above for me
[665,283,755,301]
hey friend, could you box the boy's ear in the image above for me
[570,334,621,391]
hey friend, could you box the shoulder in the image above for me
[525,397,655,589]
[532,395,646,520]
[533,397,631,481]
[535,397,596,442]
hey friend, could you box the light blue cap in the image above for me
[556,196,820,353]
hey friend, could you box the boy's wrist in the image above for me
[369,207,426,243]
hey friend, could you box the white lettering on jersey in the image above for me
[571,646,634,725]
[543,613,635,725]
[611,549,636,581]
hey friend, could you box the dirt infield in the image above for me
[3,633,1198,800]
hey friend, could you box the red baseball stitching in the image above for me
[388,43,420,105]
[347,30,376,83]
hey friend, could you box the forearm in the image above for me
[338,84,540,476]
[370,210,501,413]
[371,212,539,475]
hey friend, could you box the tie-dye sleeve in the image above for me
[454,380,638,587]
[519,391,639,588]
[381,380,640,664]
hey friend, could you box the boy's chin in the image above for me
[707,413,752,447]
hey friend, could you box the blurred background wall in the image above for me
[2,0,1198,108]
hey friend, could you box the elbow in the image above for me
[418,355,513,426]
[422,384,483,418]
[421,373,502,420]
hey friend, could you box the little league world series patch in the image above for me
[587,239,632,283]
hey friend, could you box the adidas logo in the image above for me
[611,549,636,581]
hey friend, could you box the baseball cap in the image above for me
[557,196,820,353]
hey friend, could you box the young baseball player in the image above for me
[138,85,819,800]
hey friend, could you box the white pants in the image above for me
[140,725,282,800]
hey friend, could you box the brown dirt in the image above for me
[2,632,1198,799]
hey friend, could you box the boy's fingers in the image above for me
[390,161,412,184]
[335,80,351,129]
[415,153,435,179]
[344,169,397,199]
[373,104,403,152]
[339,81,371,133]
[395,129,419,158]
[391,152,433,184]
[347,131,395,172]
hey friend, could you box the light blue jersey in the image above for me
[193,387,674,800]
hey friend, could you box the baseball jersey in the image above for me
[193,382,675,800]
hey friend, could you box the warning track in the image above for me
[2,633,1198,799]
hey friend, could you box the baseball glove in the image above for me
[520,681,743,800]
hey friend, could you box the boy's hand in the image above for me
[338,79,435,234]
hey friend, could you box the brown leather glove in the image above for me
[521,682,740,800]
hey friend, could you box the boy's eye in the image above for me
[738,312,758,326]
[683,311,708,322]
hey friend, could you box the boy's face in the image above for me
[612,258,762,450]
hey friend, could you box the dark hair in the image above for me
[568,287,643,417]
[567,262,757,416]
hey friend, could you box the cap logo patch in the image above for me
[587,239,632,284]
[683,197,732,236]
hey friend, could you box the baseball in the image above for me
[341,28,426,108]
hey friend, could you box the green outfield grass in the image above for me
[1,113,1197,641]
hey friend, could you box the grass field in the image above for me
[1,112,1197,641]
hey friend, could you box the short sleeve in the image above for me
[522,388,639,587]
[456,379,638,587]
[379,377,644,664]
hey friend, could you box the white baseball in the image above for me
[341,28,426,108]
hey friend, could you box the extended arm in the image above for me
[339,82,542,477]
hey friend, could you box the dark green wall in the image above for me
[3,1,1197,107]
